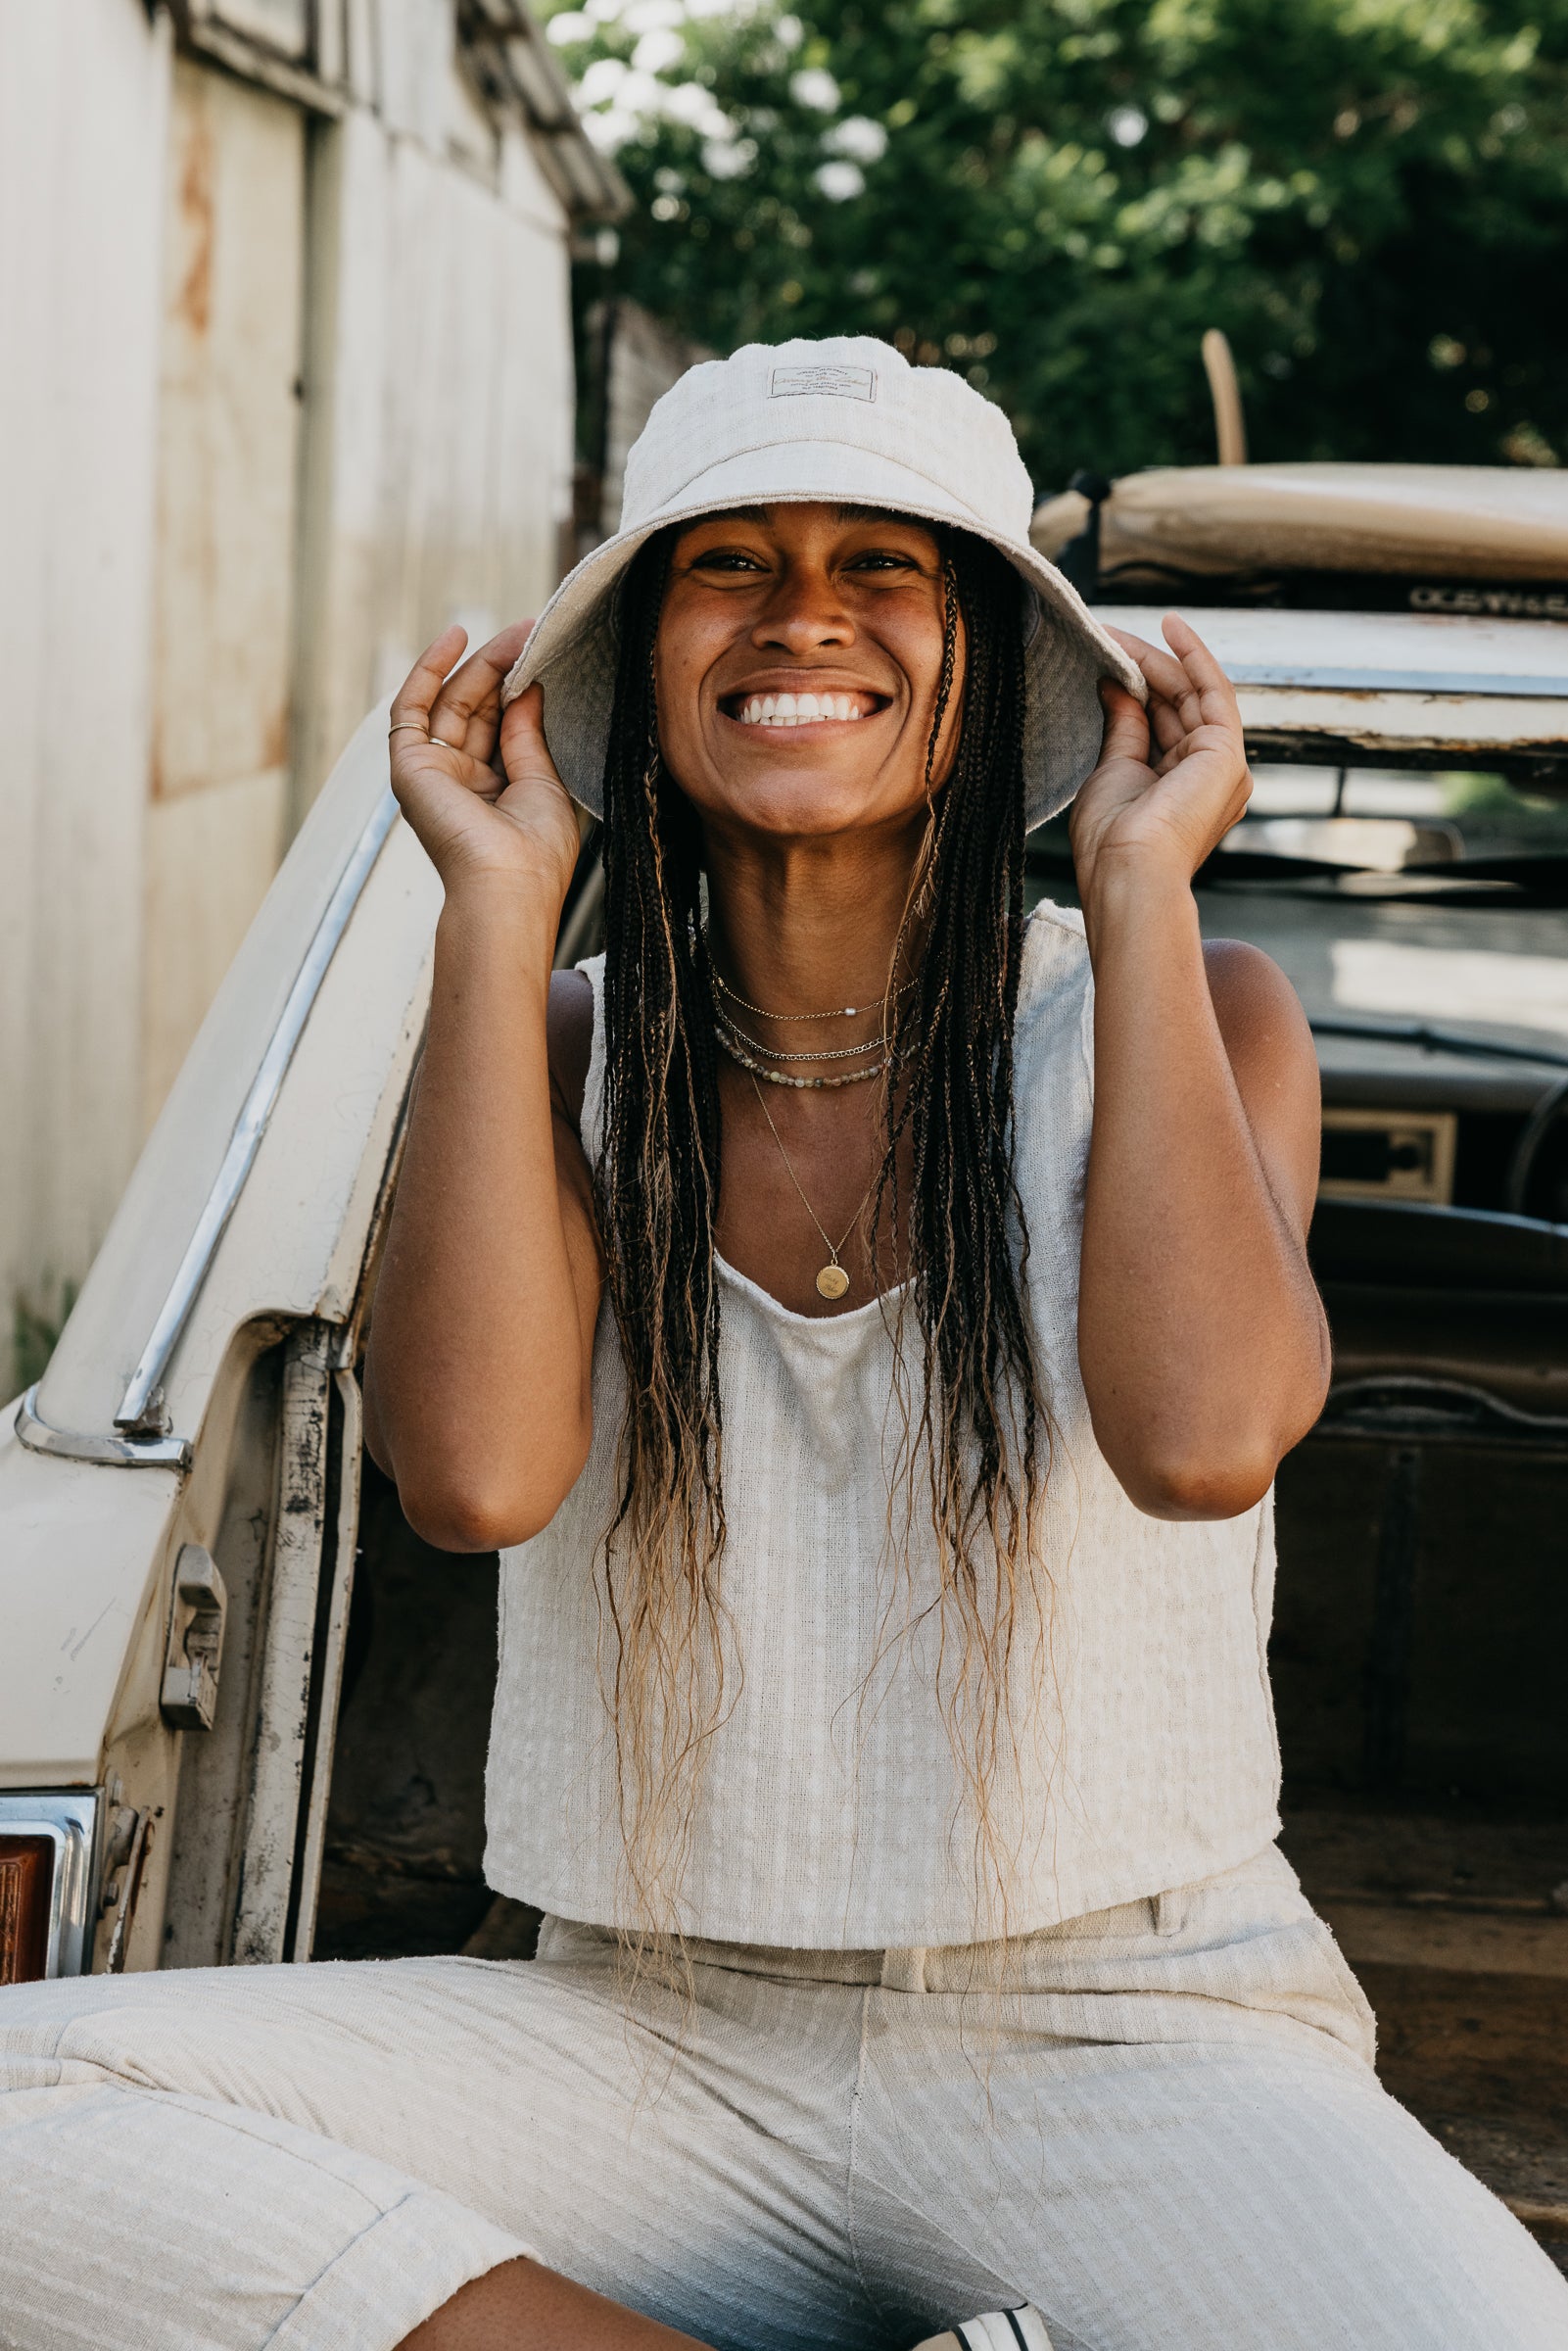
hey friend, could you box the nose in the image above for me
[749,560,856,656]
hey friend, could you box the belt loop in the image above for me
[879,1944,928,1991]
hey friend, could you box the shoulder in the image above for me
[1202,936,1317,1078]
[547,966,594,1132]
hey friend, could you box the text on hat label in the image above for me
[769,365,878,403]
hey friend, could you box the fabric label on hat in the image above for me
[769,364,877,402]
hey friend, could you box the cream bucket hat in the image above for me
[502,334,1145,832]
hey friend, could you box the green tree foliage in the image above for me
[546,0,1568,487]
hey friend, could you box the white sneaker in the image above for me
[913,2306,1055,2351]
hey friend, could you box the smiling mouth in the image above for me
[724,690,887,728]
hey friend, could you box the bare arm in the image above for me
[363,624,604,1551]
[1071,617,1330,1520]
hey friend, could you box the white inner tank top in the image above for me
[485,901,1281,1946]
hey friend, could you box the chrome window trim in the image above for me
[0,1791,99,1976]
[15,1387,191,1470]
[112,787,401,1437]
[1228,665,1568,699]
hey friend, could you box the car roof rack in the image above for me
[1035,462,1568,620]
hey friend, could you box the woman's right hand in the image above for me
[389,621,582,907]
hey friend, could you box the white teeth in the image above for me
[733,690,874,725]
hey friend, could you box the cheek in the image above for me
[651,649,708,778]
[653,608,732,760]
[887,597,955,696]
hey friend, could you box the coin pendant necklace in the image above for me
[748,1074,877,1301]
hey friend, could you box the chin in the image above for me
[691,738,917,840]
[719,772,891,840]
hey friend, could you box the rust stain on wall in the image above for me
[262,701,291,773]
[175,97,214,340]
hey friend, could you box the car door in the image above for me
[1,707,442,1982]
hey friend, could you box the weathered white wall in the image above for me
[292,104,575,809]
[144,59,304,1121]
[0,0,172,1351]
[0,0,579,1375]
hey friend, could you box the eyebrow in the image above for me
[683,506,774,529]
[834,504,929,528]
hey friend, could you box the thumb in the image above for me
[498,682,564,791]
[1096,680,1152,768]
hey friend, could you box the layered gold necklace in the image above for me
[708,966,909,1092]
[708,960,909,1299]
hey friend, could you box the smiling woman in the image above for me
[2,339,1565,2351]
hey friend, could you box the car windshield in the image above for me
[1232,766,1568,874]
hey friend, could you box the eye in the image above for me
[689,547,770,574]
[845,549,924,573]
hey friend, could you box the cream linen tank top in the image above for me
[485,902,1282,1946]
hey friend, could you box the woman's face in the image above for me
[653,503,965,843]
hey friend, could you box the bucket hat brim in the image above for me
[501,438,1146,834]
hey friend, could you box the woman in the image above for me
[2,339,1562,2351]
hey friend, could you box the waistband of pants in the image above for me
[536,1851,1298,1992]
[664,1889,1188,1990]
[538,1922,997,1991]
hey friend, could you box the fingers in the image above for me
[1101,618,1250,804]
[1147,692,1189,759]
[390,624,470,734]
[1096,680,1153,768]
[1104,624,1163,667]
[427,619,536,757]
[1107,615,1242,740]
[1160,614,1244,730]
[498,682,567,792]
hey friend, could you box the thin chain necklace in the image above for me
[716,1023,890,1090]
[712,966,916,1024]
[715,1007,887,1065]
[748,1074,879,1300]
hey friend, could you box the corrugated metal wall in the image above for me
[0,0,581,1380]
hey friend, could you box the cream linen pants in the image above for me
[1,1845,1562,2351]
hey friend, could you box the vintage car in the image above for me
[3,463,1566,2276]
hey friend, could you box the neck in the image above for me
[702,814,928,1029]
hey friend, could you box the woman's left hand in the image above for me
[1069,615,1252,907]
[1069,613,1328,1521]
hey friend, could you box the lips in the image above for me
[725,689,884,727]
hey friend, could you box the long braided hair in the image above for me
[594,519,1048,1930]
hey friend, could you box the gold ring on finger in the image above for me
[388,720,429,739]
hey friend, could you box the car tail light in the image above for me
[0,1796,99,1982]
[0,1836,55,1983]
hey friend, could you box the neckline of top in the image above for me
[714,1249,911,1334]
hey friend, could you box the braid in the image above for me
[596,535,728,1918]
[876,536,1041,1922]
[595,524,1046,1936]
